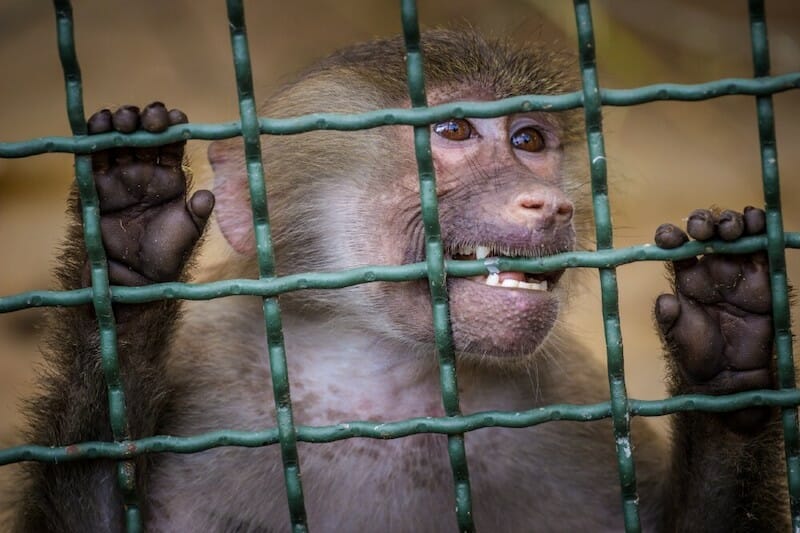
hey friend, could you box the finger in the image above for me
[112,106,139,165]
[141,102,170,133]
[112,105,140,133]
[138,102,169,163]
[666,296,725,382]
[88,109,113,171]
[655,223,688,249]
[188,190,215,230]
[88,109,113,134]
[655,293,680,332]
[140,202,200,282]
[743,206,766,235]
[160,108,189,167]
[655,223,698,270]
[716,209,744,241]
[168,108,188,125]
[686,209,715,241]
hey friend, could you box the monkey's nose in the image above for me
[514,190,574,227]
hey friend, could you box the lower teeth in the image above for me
[485,273,547,291]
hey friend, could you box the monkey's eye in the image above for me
[511,126,546,152]
[433,119,473,141]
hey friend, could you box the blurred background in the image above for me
[0,0,798,492]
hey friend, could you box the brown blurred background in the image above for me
[0,0,798,497]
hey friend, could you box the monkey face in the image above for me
[366,107,578,360]
[210,84,584,363]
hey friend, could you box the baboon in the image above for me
[14,29,787,532]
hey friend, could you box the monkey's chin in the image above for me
[446,277,560,360]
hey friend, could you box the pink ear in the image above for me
[208,139,256,256]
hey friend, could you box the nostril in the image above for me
[514,191,574,224]
[518,197,545,210]
[556,201,574,220]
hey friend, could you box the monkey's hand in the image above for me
[654,207,774,434]
[84,102,214,287]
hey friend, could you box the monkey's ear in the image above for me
[208,139,256,256]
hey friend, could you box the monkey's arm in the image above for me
[655,207,788,532]
[15,103,213,532]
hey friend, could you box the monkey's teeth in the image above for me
[522,280,548,291]
[475,246,491,260]
[512,279,548,291]
[484,275,548,291]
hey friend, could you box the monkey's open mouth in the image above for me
[448,244,565,291]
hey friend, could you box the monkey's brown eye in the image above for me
[433,119,473,141]
[511,126,546,152]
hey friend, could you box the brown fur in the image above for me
[11,29,788,532]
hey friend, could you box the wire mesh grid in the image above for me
[0,0,798,531]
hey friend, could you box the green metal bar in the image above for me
[0,3,795,531]
[53,1,85,132]
[51,2,141,531]
[224,1,307,531]
[4,389,800,466]
[573,1,640,531]
[3,233,799,313]
[748,0,800,527]
[2,72,798,158]
[400,1,474,531]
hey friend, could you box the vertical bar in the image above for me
[52,1,141,532]
[748,1,800,527]
[572,1,641,531]
[224,1,308,531]
[399,2,474,532]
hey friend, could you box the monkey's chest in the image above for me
[146,416,630,532]
[154,318,635,530]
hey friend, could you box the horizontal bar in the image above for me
[1,73,798,158]
[2,233,798,313]
[3,388,799,466]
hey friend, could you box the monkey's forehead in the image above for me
[425,85,496,105]
[307,28,578,101]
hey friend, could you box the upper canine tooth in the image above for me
[475,245,491,260]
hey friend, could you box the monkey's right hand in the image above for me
[84,102,214,287]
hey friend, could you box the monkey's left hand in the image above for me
[654,207,775,434]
